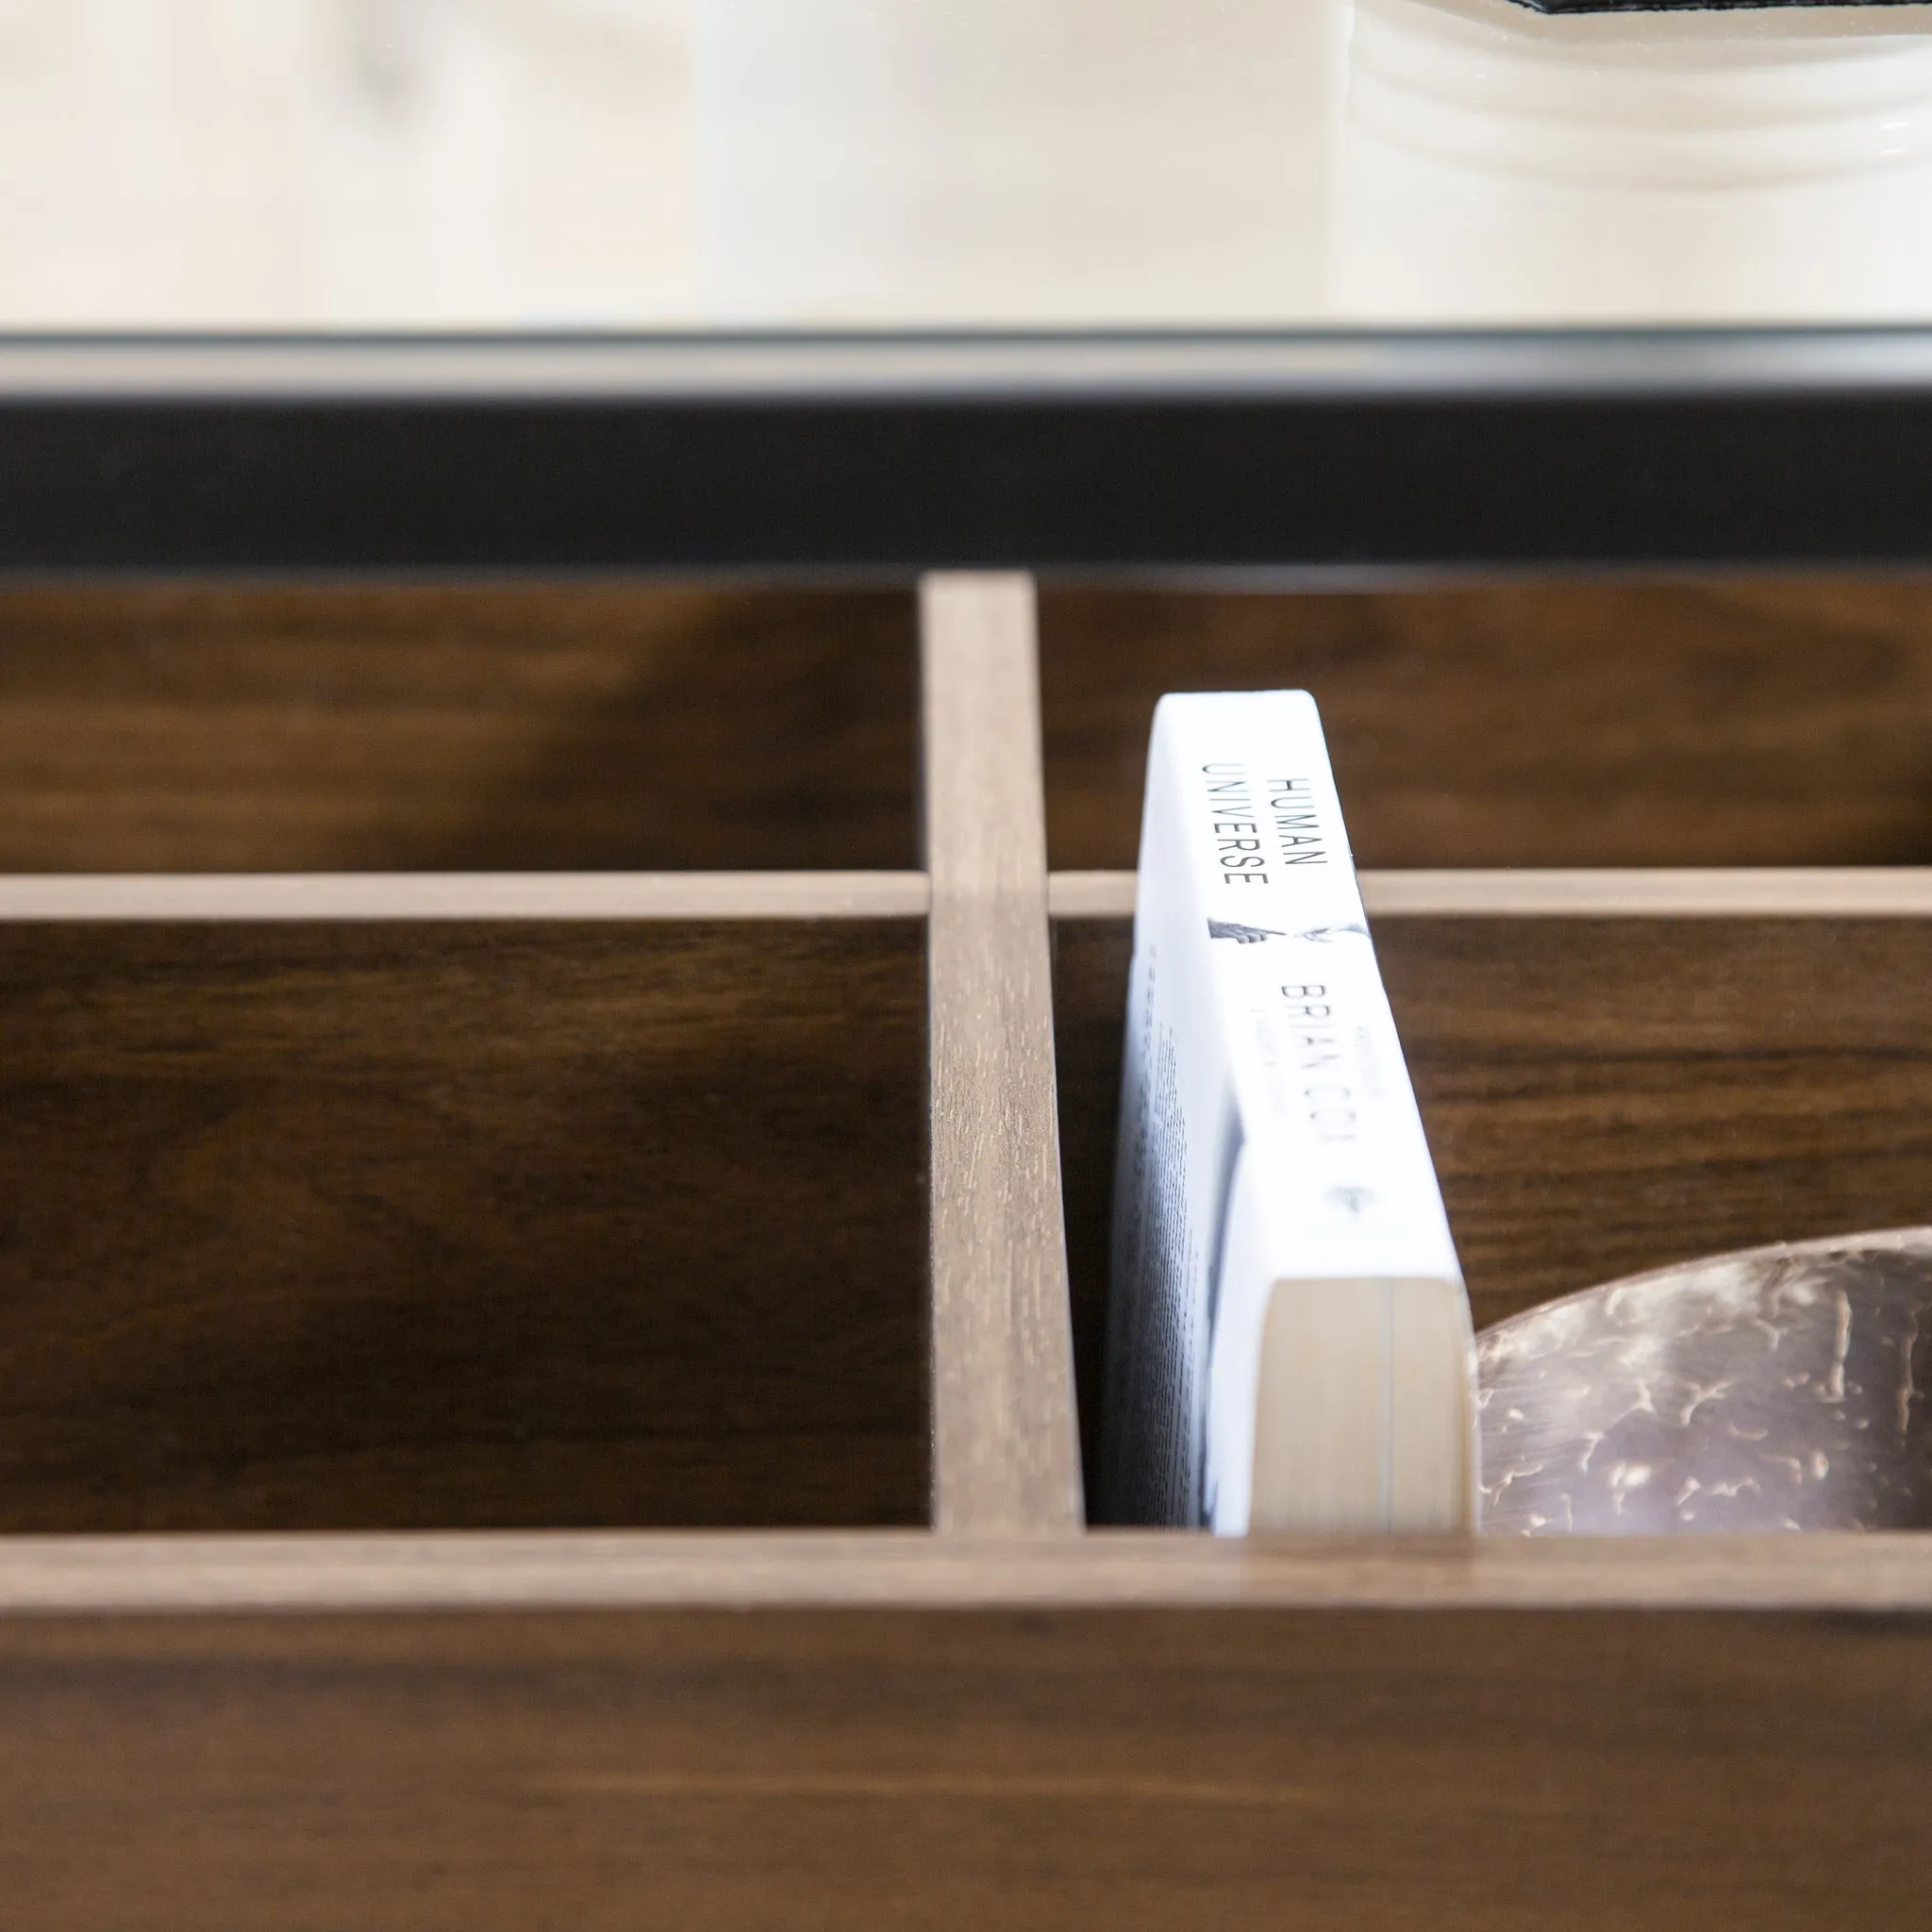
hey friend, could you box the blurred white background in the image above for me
[0,0,1335,327]
[0,0,1929,330]
[0,0,694,325]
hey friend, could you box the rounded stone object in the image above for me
[1478,1229,1932,1535]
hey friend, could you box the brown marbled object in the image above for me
[1479,1230,1932,1534]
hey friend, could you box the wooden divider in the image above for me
[0,872,929,921]
[1049,867,1932,919]
[0,1527,1925,1613]
[921,575,1085,1536]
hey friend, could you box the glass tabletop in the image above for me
[7,0,1932,335]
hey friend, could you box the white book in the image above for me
[1100,691,1475,1534]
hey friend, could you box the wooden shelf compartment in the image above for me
[0,584,920,872]
[0,881,931,1535]
[1041,574,1932,870]
[5,574,1932,1928]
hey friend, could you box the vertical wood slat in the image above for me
[921,574,1085,1535]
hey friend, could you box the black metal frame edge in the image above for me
[3,329,1930,571]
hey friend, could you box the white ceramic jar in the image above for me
[1332,0,1932,323]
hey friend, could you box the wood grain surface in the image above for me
[0,871,931,921]
[1049,866,1932,920]
[0,921,928,1530]
[922,575,1083,1534]
[0,1602,1926,1930]
[1041,576,1932,869]
[1057,913,1932,1481]
[0,584,918,871]
[2,1528,1929,1614]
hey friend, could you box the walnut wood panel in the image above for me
[0,1603,1926,1930]
[0,585,917,871]
[0,921,927,1530]
[1041,577,1932,869]
[1056,914,1932,1483]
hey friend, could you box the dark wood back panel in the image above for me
[0,920,928,1530]
[1041,578,1932,867]
[0,586,918,871]
[1056,915,1932,1488]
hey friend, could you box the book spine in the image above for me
[1165,691,1458,1286]
[1103,691,1470,1533]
